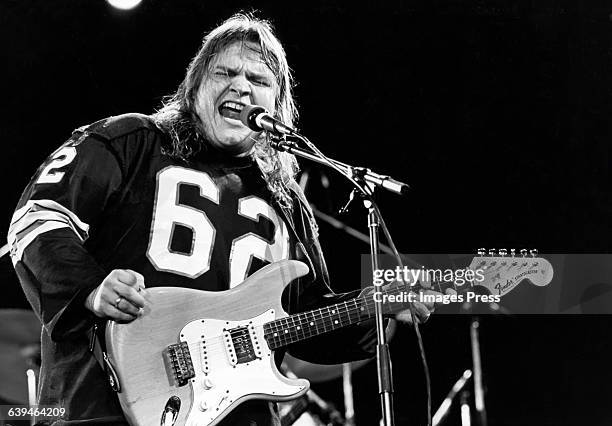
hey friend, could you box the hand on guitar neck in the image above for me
[393,279,457,324]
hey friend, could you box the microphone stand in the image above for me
[470,318,487,426]
[367,200,396,426]
[272,138,410,426]
[272,140,409,197]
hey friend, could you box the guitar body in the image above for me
[105,260,311,426]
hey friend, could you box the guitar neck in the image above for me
[264,254,552,349]
[263,283,410,350]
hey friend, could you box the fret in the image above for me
[356,297,368,320]
[288,315,297,342]
[306,310,318,336]
[343,302,351,326]
[317,308,327,333]
[365,294,373,318]
[330,306,339,329]
[278,317,290,345]
[322,306,330,330]
[339,304,346,326]
[353,299,363,322]
[305,310,314,337]
[343,301,352,324]
[295,313,307,340]
[299,313,312,340]
[266,321,281,349]
[329,305,341,328]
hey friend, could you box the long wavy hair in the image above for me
[152,13,299,208]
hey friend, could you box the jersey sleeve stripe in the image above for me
[8,200,90,264]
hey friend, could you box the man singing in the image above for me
[8,13,435,425]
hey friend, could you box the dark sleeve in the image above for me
[8,130,123,341]
[283,181,384,364]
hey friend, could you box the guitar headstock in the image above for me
[468,248,554,297]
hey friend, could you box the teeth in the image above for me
[220,101,244,111]
[219,101,244,120]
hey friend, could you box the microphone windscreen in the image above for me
[239,104,268,131]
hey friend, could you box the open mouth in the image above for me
[218,101,245,120]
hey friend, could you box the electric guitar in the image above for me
[105,252,552,426]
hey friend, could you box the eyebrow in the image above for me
[213,65,272,81]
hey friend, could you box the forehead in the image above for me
[209,41,274,75]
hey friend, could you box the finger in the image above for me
[412,302,431,323]
[103,287,141,316]
[112,293,142,316]
[113,269,137,284]
[114,283,146,309]
[396,309,415,324]
[418,276,432,289]
[125,269,146,291]
[115,269,145,291]
[419,290,438,310]
[106,305,137,323]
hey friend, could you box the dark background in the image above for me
[1,1,611,425]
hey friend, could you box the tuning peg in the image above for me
[520,249,528,257]
[499,248,507,257]
[530,249,538,257]
[510,248,516,257]
[477,248,486,256]
[488,249,496,257]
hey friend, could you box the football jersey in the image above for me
[9,113,292,294]
[8,113,294,425]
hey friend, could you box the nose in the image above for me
[229,74,251,98]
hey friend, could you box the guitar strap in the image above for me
[88,320,121,393]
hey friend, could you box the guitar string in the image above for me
[180,280,438,354]
[181,284,411,353]
[169,262,538,372]
[181,260,532,351]
[180,270,505,354]
[181,275,493,354]
[183,306,367,354]
[182,298,374,354]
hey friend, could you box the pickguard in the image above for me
[178,310,307,426]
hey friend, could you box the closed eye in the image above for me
[249,76,272,87]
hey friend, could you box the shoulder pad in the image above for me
[74,113,157,141]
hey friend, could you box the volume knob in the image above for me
[203,378,214,390]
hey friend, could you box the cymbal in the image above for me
[283,353,370,383]
[0,309,41,345]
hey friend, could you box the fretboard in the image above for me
[263,281,413,350]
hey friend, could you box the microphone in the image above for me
[239,104,297,135]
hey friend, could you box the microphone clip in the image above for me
[269,135,298,152]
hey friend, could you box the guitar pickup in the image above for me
[164,341,195,387]
[223,324,261,366]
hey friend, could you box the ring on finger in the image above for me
[114,296,123,309]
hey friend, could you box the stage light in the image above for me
[107,0,142,10]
